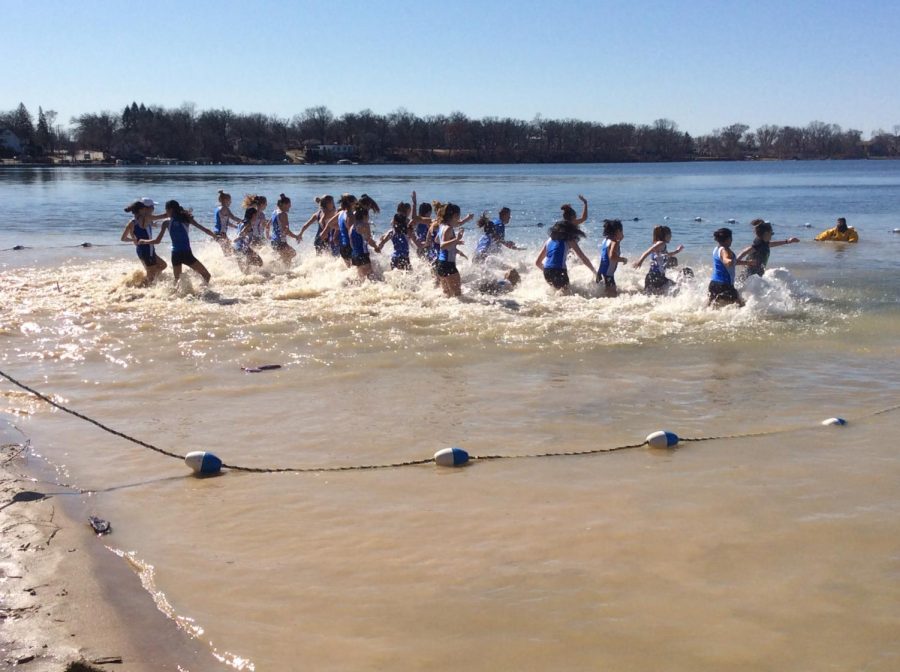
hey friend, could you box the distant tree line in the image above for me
[2,101,899,163]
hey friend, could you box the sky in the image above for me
[3,0,900,136]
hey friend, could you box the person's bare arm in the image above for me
[573,195,588,224]
[139,221,169,245]
[570,241,596,275]
[535,242,548,270]
[121,221,136,243]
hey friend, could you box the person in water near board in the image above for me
[632,225,684,295]
[375,212,420,271]
[213,190,242,255]
[297,194,337,255]
[348,204,380,281]
[737,220,800,279]
[597,219,628,297]
[140,200,216,285]
[269,193,299,264]
[535,213,596,292]
[815,217,858,243]
[231,207,264,273]
[708,227,745,307]
[476,268,521,295]
[432,202,468,297]
[121,198,168,284]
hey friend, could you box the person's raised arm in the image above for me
[535,241,548,270]
[459,213,474,225]
[770,237,799,248]
[574,195,588,225]
[570,240,596,275]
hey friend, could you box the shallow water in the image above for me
[2,162,899,670]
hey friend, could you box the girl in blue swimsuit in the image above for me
[120,198,168,285]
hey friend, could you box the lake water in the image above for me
[1,162,899,671]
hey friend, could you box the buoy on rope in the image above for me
[694,217,702,222]
[185,451,223,475]
[821,417,847,426]
[433,447,469,467]
[646,430,679,449]
[727,218,737,224]
[893,228,900,234]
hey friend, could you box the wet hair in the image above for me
[837,217,848,232]
[713,227,733,245]
[754,221,773,238]
[124,200,147,214]
[433,202,461,223]
[352,204,370,222]
[652,225,672,242]
[243,207,258,222]
[499,207,511,216]
[418,202,433,217]
[241,194,258,209]
[315,194,335,209]
[603,219,623,238]
[749,218,766,228]
[396,201,412,216]
[217,189,231,204]
[561,204,577,222]
[339,193,357,210]
[392,213,409,235]
[505,268,521,286]
[277,193,291,207]
[549,220,586,242]
[165,199,192,223]
[358,194,380,214]
[477,213,495,234]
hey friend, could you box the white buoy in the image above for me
[804,223,812,228]
[893,228,900,234]
[184,451,223,475]
[727,218,736,224]
[663,216,670,220]
[646,431,679,449]
[433,447,469,467]
[821,417,847,427]
[694,217,702,222]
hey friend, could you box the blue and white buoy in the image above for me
[184,451,223,475]
[433,447,469,467]
[646,430,679,449]
[821,417,847,427]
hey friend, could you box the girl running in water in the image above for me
[348,204,380,281]
[376,212,419,270]
[737,219,799,279]
[269,193,298,264]
[213,190,242,255]
[432,202,468,297]
[232,207,264,273]
[412,194,434,258]
[240,194,268,248]
[323,194,380,268]
[535,214,595,292]
[708,227,745,307]
[120,198,168,284]
[473,212,523,263]
[140,200,216,285]
[633,225,684,295]
[297,194,336,255]
[597,219,627,297]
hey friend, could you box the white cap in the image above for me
[140,197,158,208]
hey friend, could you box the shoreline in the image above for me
[0,420,222,672]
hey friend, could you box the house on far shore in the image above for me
[0,129,24,155]
[317,143,357,159]
[77,150,106,162]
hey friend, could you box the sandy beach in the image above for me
[0,423,221,672]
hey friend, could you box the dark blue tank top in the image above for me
[214,207,225,235]
[350,227,367,257]
[599,238,614,277]
[270,211,284,242]
[415,222,429,242]
[711,246,735,284]
[338,212,350,246]
[544,239,567,270]
[168,216,191,252]
[391,231,409,258]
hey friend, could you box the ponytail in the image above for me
[277,193,291,207]
[124,200,146,214]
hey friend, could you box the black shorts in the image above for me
[136,245,158,266]
[543,268,569,289]
[270,240,291,252]
[339,244,352,260]
[435,261,459,277]
[313,235,327,254]
[351,253,371,267]
[171,250,198,266]
[597,273,616,288]
[391,256,411,270]
[708,280,741,305]
[644,271,673,294]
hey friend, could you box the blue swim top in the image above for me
[168,215,192,253]
[599,238,616,277]
[338,212,350,246]
[475,233,496,257]
[493,217,506,241]
[415,222,429,242]
[649,243,668,276]
[214,206,226,236]
[391,231,410,259]
[350,225,368,257]
[269,210,285,243]
[543,238,567,270]
[436,225,457,263]
[711,245,736,284]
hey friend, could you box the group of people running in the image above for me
[120,190,853,306]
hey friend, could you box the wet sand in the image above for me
[0,425,221,671]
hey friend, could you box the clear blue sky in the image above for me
[4,0,899,136]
